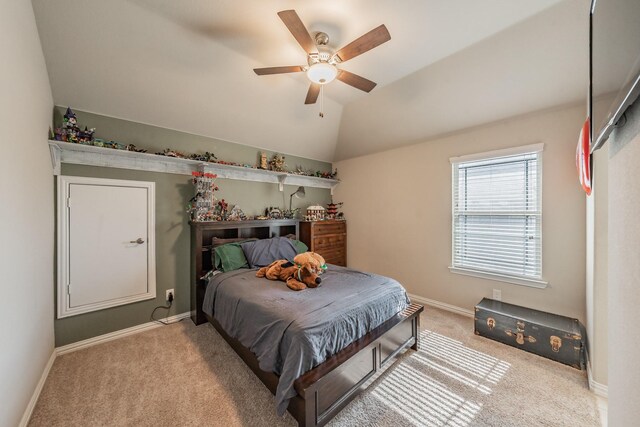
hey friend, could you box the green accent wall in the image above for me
[54,107,332,346]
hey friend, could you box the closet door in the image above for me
[57,176,156,318]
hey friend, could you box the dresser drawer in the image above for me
[313,234,346,251]
[299,220,347,267]
[317,246,346,261]
[312,221,346,236]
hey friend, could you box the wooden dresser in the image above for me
[299,220,347,267]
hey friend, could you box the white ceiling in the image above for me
[32,0,582,162]
[336,0,589,160]
[124,0,563,105]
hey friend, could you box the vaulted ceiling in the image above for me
[32,0,586,162]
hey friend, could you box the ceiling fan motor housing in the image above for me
[307,50,334,67]
[314,31,330,46]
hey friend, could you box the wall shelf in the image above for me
[48,141,339,192]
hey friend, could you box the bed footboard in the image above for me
[292,303,423,427]
[206,303,422,427]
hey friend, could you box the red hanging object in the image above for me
[576,118,592,195]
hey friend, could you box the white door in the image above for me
[58,176,156,318]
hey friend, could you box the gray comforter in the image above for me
[203,265,409,415]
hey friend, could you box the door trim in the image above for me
[57,175,156,318]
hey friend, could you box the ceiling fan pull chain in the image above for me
[320,85,324,118]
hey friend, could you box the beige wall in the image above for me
[0,1,55,426]
[334,103,587,321]
[586,145,608,387]
[608,101,640,426]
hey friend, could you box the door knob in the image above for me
[130,238,145,244]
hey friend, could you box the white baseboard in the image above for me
[56,312,191,355]
[408,293,475,318]
[18,350,57,427]
[587,358,609,398]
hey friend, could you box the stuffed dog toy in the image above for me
[293,252,327,275]
[256,256,323,291]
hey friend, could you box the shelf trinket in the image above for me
[269,153,287,172]
[259,152,268,169]
[227,205,247,221]
[189,152,218,162]
[187,171,220,221]
[305,205,326,221]
[326,201,344,219]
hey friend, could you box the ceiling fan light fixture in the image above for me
[306,63,337,85]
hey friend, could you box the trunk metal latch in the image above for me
[505,320,537,345]
[550,336,562,352]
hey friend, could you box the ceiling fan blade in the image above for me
[254,66,304,75]
[278,10,318,55]
[336,70,377,93]
[305,83,321,104]
[334,24,391,63]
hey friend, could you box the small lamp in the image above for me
[289,186,306,211]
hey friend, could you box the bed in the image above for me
[190,220,423,427]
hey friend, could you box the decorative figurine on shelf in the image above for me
[125,144,147,153]
[104,140,123,149]
[326,201,344,220]
[63,107,77,128]
[266,206,282,219]
[227,205,247,221]
[305,205,326,221]
[293,165,313,176]
[205,152,217,162]
[217,199,229,220]
[52,107,99,145]
[156,148,186,158]
[269,153,287,172]
[283,208,300,219]
[315,169,338,179]
[259,152,268,169]
[189,152,218,162]
[187,171,220,221]
[77,126,95,144]
[58,107,81,143]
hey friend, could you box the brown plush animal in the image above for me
[293,252,327,275]
[256,259,322,291]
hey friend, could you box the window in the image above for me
[449,144,546,288]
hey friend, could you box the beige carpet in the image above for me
[29,308,602,427]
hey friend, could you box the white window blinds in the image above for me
[451,145,542,281]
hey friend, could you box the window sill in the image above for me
[448,266,548,289]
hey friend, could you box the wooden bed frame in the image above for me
[190,220,423,427]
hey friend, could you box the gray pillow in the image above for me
[241,237,298,268]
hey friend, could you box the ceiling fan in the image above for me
[254,10,391,108]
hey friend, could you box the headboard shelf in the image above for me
[190,219,299,324]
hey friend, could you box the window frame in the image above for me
[448,143,548,289]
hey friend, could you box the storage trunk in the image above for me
[474,298,584,369]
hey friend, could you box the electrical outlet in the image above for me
[166,289,174,302]
[493,289,502,301]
